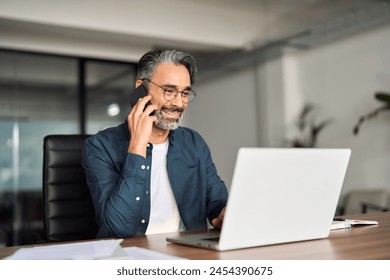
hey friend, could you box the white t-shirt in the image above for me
[145,140,181,234]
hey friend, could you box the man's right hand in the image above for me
[127,95,157,157]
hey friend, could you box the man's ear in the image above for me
[135,79,143,88]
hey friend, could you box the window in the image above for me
[0,50,136,246]
[86,60,136,133]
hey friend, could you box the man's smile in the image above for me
[161,106,183,118]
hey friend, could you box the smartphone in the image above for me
[129,84,155,115]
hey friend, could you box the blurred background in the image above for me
[1,0,390,246]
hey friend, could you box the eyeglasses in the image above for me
[143,78,196,103]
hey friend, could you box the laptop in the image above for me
[167,148,351,251]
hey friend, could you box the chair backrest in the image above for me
[43,135,98,242]
[342,189,390,214]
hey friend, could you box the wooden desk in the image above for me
[1,212,390,260]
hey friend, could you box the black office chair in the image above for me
[43,135,98,242]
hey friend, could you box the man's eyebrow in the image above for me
[162,83,192,90]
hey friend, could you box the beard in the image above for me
[154,105,184,130]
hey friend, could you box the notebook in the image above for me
[167,148,351,251]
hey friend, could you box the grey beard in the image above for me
[154,109,182,130]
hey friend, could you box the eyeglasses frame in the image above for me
[142,78,196,103]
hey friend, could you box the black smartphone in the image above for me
[129,84,155,115]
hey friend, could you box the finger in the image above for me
[138,95,152,108]
[133,96,153,115]
[131,105,157,132]
[212,207,226,229]
[143,103,158,116]
[212,213,224,229]
[212,217,223,229]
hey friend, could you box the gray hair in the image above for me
[136,49,198,85]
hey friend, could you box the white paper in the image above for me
[331,219,378,231]
[5,239,123,260]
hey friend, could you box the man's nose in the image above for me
[170,92,185,107]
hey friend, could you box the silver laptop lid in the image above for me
[218,148,351,251]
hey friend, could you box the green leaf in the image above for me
[375,92,390,104]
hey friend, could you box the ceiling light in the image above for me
[107,103,120,117]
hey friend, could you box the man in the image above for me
[82,49,228,238]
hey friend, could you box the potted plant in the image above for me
[288,103,332,148]
[353,92,390,135]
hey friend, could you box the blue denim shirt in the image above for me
[81,121,228,238]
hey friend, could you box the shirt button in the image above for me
[147,143,150,147]
[141,165,146,170]
[146,191,149,194]
[141,219,146,224]
[136,196,140,201]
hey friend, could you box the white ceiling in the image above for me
[1,0,390,122]
[0,0,390,63]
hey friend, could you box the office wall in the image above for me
[2,1,389,200]
[186,23,390,199]
[182,67,259,187]
[289,24,390,196]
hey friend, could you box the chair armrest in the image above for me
[361,202,389,213]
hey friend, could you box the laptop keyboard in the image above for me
[202,237,220,242]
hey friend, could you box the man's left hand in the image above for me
[211,207,226,229]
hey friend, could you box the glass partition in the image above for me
[0,50,135,246]
[86,60,135,134]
